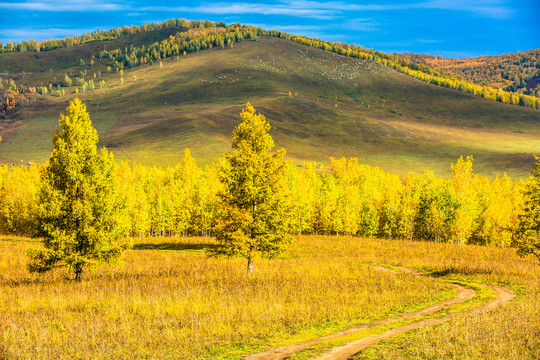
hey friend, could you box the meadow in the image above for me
[0,235,537,359]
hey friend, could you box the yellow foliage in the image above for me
[0,154,529,246]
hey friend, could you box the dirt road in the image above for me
[245,265,515,360]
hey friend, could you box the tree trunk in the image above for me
[248,201,257,275]
[74,266,83,282]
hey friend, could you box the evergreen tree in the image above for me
[212,102,292,273]
[28,99,128,281]
[517,157,540,264]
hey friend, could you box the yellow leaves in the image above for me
[516,157,540,261]
[232,102,275,154]
[0,103,532,251]
[28,99,126,279]
[0,164,40,236]
[215,103,291,266]
[0,152,532,249]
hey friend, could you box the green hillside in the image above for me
[1,36,539,178]
[0,26,185,79]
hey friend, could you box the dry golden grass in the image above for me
[0,235,537,359]
[0,236,451,359]
[346,238,540,359]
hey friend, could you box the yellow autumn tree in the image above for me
[27,99,129,281]
[517,157,540,264]
[212,102,292,273]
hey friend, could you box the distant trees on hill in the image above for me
[399,50,540,97]
[274,33,540,109]
[1,19,538,110]
[99,25,261,70]
[0,78,36,112]
[96,22,540,110]
[0,18,224,53]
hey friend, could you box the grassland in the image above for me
[1,36,539,178]
[0,235,537,359]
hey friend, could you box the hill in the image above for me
[1,32,539,178]
[399,49,540,96]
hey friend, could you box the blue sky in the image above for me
[0,0,538,58]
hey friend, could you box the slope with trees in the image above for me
[2,36,539,179]
[400,50,540,97]
[1,19,539,111]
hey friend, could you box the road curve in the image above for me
[315,283,514,360]
[244,265,516,360]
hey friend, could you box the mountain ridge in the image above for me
[1,23,539,178]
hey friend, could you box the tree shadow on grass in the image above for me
[428,269,454,277]
[0,237,40,244]
[132,242,219,252]
[428,267,495,278]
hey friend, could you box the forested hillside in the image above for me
[400,49,540,96]
[2,20,539,112]
[1,20,539,178]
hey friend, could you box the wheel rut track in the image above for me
[244,265,515,360]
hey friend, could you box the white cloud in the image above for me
[417,39,442,43]
[423,0,514,19]
[0,0,514,21]
[0,0,123,12]
[270,0,514,19]
[342,18,380,32]
[283,1,415,11]
[139,3,339,20]
[0,27,100,42]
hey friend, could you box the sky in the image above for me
[0,0,538,58]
